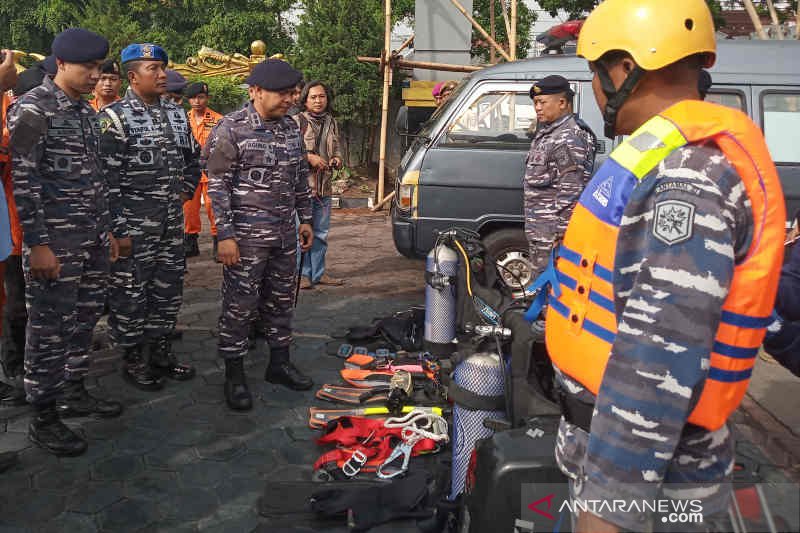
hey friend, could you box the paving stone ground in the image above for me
[1,210,798,532]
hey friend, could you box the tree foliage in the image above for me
[536,0,728,29]
[186,75,249,115]
[0,0,294,62]
[293,0,404,164]
[471,0,536,61]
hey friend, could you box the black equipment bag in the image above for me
[464,416,570,533]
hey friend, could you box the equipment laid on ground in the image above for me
[312,411,449,481]
[464,416,569,533]
[309,471,435,531]
[308,405,444,430]
[329,307,425,354]
[315,384,390,405]
[340,362,440,389]
[448,350,506,500]
[424,238,459,355]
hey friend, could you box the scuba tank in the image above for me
[424,243,458,355]
[448,351,506,500]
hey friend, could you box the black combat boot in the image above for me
[184,233,199,258]
[224,357,252,411]
[0,451,18,473]
[29,403,87,457]
[264,346,313,391]
[122,345,164,391]
[0,379,26,406]
[149,336,195,381]
[57,380,123,419]
[212,236,219,262]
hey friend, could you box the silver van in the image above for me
[392,40,800,289]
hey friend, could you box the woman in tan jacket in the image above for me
[294,81,345,288]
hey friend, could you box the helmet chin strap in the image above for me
[594,62,646,139]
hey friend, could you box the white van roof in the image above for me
[475,40,800,85]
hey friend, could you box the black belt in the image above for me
[557,388,593,433]
[557,388,706,436]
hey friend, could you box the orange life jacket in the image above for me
[545,100,785,431]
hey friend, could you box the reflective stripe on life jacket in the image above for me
[545,100,785,431]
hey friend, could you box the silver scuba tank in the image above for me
[449,351,506,500]
[424,243,458,355]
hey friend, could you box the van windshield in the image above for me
[417,79,470,137]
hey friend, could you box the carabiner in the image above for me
[376,441,414,479]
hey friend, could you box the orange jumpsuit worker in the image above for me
[89,60,122,112]
[1,61,23,406]
[183,81,222,260]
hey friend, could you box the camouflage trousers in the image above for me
[108,210,184,348]
[527,236,553,277]
[218,244,297,360]
[23,239,109,405]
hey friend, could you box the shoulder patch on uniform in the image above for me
[653,200,695,246]
[10,108,47,153]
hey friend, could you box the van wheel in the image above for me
[482,228,533,295]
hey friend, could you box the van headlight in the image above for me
[398,184,415,209]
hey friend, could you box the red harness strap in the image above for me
[313,416,440,473]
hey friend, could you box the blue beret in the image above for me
[121,43,168,65]
[244,59,302,91]
[51,28,109,63]
[530,75,574,99]
[165,70,187,93]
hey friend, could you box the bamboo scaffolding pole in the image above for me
[765,0,784,39]
[448,0,512,61]
[377,0,392,206]
[500,0,512,41]
[358,56,484,73]
[370,191,395,211]
[490,0,496,64]
[509,0,517,60]
[395,33,415,53]
[743,0,769,39]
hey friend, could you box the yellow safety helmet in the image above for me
[577,0,716,70]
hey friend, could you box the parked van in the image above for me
[392,40,800,290]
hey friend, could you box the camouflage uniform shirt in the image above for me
[555,143,753,530]
[97,88,200,238]
[8,75,109,247]
[523,113,596,243]
[204,102,312,248]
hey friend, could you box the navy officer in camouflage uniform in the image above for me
[204,59,314,411]
[545,0,786,530]
[524,75,596,275]
[98,44,199,392]
[8,28,123,457]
